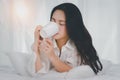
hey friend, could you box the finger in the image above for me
[40,41,44,47]
[45,38,53,47]
[35,26,42,36]
[45,38,53,46]
[39,44,44,51]
[36,25,43,31]
[40,42,48,49]
[39,41,49,48]
[44,42,51,48]
[44,47,48,51]
[38,40,42,45]
[39,45,48,52]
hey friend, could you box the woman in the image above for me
[31,3,103,75]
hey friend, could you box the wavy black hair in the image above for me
[50,3,103,74]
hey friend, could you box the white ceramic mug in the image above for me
[40,22,59,38]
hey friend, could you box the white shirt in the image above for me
[27,39,81,76]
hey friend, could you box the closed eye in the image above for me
[59,23,65,26]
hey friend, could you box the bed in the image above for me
[0,51,120,80]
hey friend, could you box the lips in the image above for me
[53,33,58,36]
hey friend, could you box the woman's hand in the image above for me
[39,38,72,72]
[39,38,55,58]
[33,25,43,54]
[34,25,43,44]
[32,25,43,72]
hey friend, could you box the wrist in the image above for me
[34,41,38,46]
[32,43,39,53]
[49,53,57,62]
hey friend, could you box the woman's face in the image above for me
[51,10,68,40]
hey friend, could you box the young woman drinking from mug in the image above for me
[29,3,103,75]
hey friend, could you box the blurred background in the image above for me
[0,0,120,65]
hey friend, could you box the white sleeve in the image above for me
[65,53,79,67]
[27,52,51,76]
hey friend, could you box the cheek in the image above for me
[59,27,67,36]
[58,26,65,33]
[53,27,67,39]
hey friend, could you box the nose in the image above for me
[52,21,60,27]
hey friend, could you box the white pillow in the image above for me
[6,51,30,76]
[98,59,112,74]
[0,52,12,68]
[65,65,95,79]
[66,60,113,79]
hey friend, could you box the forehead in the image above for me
[52,10,66,21]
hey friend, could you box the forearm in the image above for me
[35,54,42,72]
[50,54,72,72]
[32,43,42,72]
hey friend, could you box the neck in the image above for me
[56,37,69,50]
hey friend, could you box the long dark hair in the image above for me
[50,3,103,74]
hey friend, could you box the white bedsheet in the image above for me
[0,62,120,80]
[0,51,120,80]
[0,66,66,80]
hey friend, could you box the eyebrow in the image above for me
[51,18,65,22]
